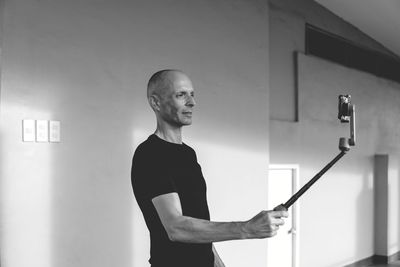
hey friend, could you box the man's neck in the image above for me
[154,123,183,144]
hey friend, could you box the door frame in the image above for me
[268,164,300,267]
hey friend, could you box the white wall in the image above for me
[0,1,270,267]
[388,155,400,257]
[374,155,389,256]
[374,154,400,258]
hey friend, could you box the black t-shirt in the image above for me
[131,134,214,267]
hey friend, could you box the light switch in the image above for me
[22,120,35,142]
[36,120,49,142]
[49,121,61,142]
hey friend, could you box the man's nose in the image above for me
[186,95,196,107]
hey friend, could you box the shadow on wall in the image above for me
[50,118,136,267]
[292,151,374,267]
[398,165,400,260]
[388,156,400,259]
[355,158,374,264]
[330,167,374,267]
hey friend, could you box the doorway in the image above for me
[266,165,300,267]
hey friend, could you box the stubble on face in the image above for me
[159,72,195,127]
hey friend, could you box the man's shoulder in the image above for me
[182,143,199,163]
[132,135,156,159]
[134,135,151,150]
[183,142,196,153]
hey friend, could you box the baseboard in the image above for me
[373,255,389,264]
[388,251,400,262]
[343,256,374,267]
[374,251,400,264]
[343,251,400,267]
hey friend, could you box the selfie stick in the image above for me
[274,95,356,211]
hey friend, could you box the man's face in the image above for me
[158,73,196,127]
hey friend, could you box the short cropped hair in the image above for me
[147,69,183,99]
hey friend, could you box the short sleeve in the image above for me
[146,165,177,199]
[131,149,178,200]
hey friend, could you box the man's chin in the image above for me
[182,121,192,126]
[171,120,192,127]
[180,119,193,126]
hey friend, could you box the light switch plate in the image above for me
[49,121,61,142]
[22,120,35,142]
[36,120,49,142]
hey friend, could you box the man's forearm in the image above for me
[153,194,287,243]
[167,215,249,243]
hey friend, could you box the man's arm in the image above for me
[152,192,288,243]
[212,244,225,267]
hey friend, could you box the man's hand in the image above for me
[243,210,289,239]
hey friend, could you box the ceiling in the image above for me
[315,0,400,58]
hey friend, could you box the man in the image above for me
[131,70,288,267]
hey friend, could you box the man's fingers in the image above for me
[248,210,290,239]
[271,210,289,218]
[273,218,285,226]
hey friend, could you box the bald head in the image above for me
[146,69,196,126]
[147,69,187,100]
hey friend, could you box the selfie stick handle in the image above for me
[349,104,356,146]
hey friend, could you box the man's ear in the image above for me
[149,95,161,111]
